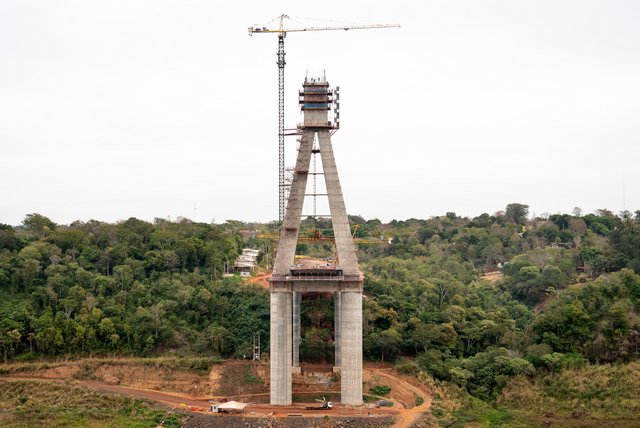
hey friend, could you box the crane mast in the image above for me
[249,15,399,225]
[277,33,285,224]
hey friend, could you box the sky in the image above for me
[1,0,639,226]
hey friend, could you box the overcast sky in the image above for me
[1,0,639,226]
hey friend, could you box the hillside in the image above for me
[1,206,640,425]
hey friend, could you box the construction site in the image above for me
[4,2,640,428]
[0,13,435,428]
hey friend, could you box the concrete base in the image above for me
[332,367,341,373]
[291,366,302,374]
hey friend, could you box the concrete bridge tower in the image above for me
[269,74,363,406]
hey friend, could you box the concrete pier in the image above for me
[292,291,301,370]
[270,291,292,405]
[269,76,363,406]
[340,292,363,405]
[334,292,341,369]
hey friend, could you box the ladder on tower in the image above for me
[252,332,261,361]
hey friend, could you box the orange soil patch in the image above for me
[248,273,271,287]
[27,364,80,379]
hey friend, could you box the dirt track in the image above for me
[0,361,432,427]
[368,369,432,428]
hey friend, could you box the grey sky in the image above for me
[1,0,638,225]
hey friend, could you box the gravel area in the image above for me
[182,414,395,428]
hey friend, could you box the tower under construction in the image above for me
[269,75,363,406]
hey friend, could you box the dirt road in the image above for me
[0,376,212,409]
[0,375,401,418]
[368,369,432,428]
[1,362,433,426]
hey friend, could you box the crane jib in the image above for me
[248,17,399,224]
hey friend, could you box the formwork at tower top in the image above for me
[269,75,364,406]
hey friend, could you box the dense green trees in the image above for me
[0,215,268,359]
[2,206,640,403]
[355,206,640,398]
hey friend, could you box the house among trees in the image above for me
[232,248,260,277]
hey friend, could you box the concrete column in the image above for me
[272,131,314,276]
[292,291,301,370]
[334,292,341,369]
[340,292,363,405]
[317,131,359,276]
[270,291,292,405]
[286,291,293,401]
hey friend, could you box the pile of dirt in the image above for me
[293,370,338,392]
[215,362,268,397]
[93,364,205,394]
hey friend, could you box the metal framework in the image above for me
[248,15,399,225]
[277,35,286,223]
[252,333,261,361]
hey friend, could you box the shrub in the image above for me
[369,385,391,396]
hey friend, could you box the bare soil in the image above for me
[248,273,271,288]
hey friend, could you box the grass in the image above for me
[0,379,181,427]
[496,361,640,425]
[428,361,640,427]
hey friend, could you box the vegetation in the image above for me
[429,361,640,427]
[0,380,180,427]
[0,216,268,360]
[2,207,640,425]
[369,384,391,396]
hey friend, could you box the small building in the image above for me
[210,400,248,413]
[232,248,260,276]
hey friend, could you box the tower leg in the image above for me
[270,291,292,405]
[340,292,363,405]
[317,131,359,275]
[292,291,301,372]
[334,292,341,370]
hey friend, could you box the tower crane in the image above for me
[248,15,400,225]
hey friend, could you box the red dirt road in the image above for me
[369,369,432,428]
[0,376,405,419]
[1,362,432,426]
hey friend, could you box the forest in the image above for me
[1,205,640,417]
